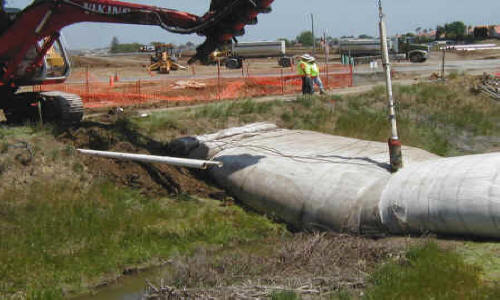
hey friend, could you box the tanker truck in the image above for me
[212,40,293,69]
[339,37,429,63]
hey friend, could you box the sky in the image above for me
[9,0,500,49]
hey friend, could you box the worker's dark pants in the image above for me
[301,76,314,95]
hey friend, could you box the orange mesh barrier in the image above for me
[35,64,353,109]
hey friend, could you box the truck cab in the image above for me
[397,37,429,63]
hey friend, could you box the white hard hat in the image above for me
[300,53,312,60]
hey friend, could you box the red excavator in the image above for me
[0,0,273,125]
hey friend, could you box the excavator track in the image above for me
[2,91,83,126]
[40,91,84,126]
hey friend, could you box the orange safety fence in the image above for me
[34,64,353,109]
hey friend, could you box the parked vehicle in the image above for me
[214,40,292,69]
[339,37,429,63]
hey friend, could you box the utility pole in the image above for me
[441,48,446,80]
[324,31,329,88]
[311,13,316,55]
[378,0,402,172]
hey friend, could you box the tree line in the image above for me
[283,21,481,48]
[109,37,197,53]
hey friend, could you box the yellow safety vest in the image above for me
[310,63,319,77]
[297,61,311,76]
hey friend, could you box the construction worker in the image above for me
[310,57,326,95]
[297,54,314,95]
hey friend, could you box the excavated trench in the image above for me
[57,120,225,200]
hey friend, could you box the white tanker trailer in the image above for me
[214,40,293,69]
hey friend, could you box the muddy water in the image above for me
[74,267,167,300]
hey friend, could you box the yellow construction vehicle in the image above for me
[209,49,231,63]
[147,44,187,74]
[46,46,65,68]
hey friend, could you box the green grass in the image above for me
[133,76,500,157]
[365,242,500,300]
[457,242,500,283]
[271,290,301,300]
[0,179,284,298]
[3,75,499,299]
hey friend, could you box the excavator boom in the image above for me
[0,0,273,126]
[0,0,274,86]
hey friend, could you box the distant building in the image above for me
[417,30,436,39]
[493,26,500,38]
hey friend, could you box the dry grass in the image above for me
[145,233,411,298]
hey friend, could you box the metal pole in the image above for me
[324,32,329,89]
[311,13,316,56]
[281,68,284,95]
[85,66,90,95]
[379,0,402,172]
[77,149,223,169]
[441,48,446,80]
[217,59,221,101]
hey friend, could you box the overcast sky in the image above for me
[10,0,500,49]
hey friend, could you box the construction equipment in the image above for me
[477,73,500,101]
[211,40,292,69]
[139,45,155,52]
[0,0,274,125]
[339,37,429,63]
[46,46,65,68]
[147,44,187,74]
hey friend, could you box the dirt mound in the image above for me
[71,55,146,68]
[451,49,500,60]
[58,120,222,199]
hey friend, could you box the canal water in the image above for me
[74,266,167,300]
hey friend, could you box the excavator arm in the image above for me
[0,0,273,85]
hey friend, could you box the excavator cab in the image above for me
[15,35,71,85]
[151,44,176,64]
[0,0,275,125]
[44,37,70,77]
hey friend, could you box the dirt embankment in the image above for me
[71,55,148,68]
[57,119,223,199]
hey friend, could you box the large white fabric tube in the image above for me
[380,153,500,238]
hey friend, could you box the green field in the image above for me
[1,76,499,299]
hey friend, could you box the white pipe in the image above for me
[77,149,223,169]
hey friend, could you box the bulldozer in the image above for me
[0,0,274,125]
[147,44,187,74]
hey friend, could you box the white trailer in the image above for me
[339,38,429,63]
[224,40,292,69]
[339,38,394,56]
